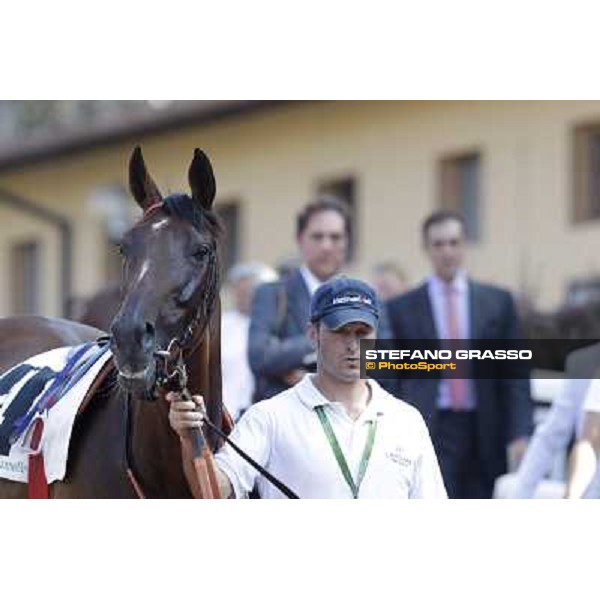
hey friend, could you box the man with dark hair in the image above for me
[386,210,533,498]
[248,196,351,401]
[420,209,467,242]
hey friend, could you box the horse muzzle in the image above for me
[116,362,156,395]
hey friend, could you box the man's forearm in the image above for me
[180,440,234,499]
[566,440,597,499]
[566,412,600,498]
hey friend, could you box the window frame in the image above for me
[573,122,600,223]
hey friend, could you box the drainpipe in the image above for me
[0,187,72,318]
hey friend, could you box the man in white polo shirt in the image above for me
[168,277,447,499]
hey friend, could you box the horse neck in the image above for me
[129,300,223,497]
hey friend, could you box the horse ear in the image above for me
[128,146,162,210]
[188,148,216,210]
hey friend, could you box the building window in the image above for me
[10,240,40,314]
[439,152,481,241]
[317,176,357,260]
[215,202,240,275]
[573,124,600,222]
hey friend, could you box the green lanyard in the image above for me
[314,405,378,499]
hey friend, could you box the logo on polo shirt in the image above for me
[332,294,373,306]
[386,446,414,469]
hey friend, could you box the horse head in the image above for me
[110,147,221,394]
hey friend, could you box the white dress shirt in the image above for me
[215,375,447,499]
[221,309,254,422]
[512,378,600,498]
[426,270,476,410]
[299,264,325,297]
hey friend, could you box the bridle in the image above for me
[152,237,218,397]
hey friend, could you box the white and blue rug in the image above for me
[0,343,112,484]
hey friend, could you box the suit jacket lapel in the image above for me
[287,269,311,331]
[468,280,484,340]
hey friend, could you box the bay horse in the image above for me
[0,147,224,498]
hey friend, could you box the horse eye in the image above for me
[192,246,209,261]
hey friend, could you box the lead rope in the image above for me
[126,468,146,499]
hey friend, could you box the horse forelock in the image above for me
[137,193,223,242]
[163,194,223,239]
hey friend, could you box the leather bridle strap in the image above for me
[154,240,218,378]
[176,240,218,353]
[127,468,146,499]
[182,390,221,499]
[188,433,221,499]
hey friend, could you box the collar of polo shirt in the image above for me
[294,374,385,422]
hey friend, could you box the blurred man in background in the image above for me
[221,263,277,421]
[386,210,533,498]
[248,196,350,401]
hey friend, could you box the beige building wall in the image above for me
[2,100,600,318]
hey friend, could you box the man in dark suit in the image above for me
[386,210,533,498]
[248,197,350,401]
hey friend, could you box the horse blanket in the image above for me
[0,342,112,484]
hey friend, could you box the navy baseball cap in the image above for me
[310,277,380,331]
